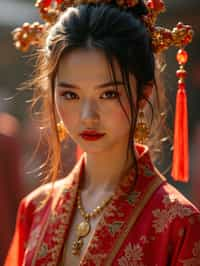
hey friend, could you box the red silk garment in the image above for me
[5,145,200,266]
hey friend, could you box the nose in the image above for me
[80,99,99,126]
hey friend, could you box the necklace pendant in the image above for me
[72,238,83,255]
[72,189,113,256]
[72,221,91,256]
[77,221,91,238]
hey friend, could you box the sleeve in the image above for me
[172,212,200,266]
[4,198,32,266]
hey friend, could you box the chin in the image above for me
[77,141,110,155]
[79,145,106,154]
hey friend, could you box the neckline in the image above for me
[78,143,149,189]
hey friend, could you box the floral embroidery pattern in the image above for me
[26,226,41,253]
[142,165,154,178]
[125,191,141,205]
[37,187,76,263]
[37,243,49,259]
[152,194,194,233]
[82,253,107,266]
[180,240,200,265]
[31,172,80,265]
[109,221,124,235]
[118,243,146,266]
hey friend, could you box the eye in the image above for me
[61,91,79,100]
[100,90,120,99]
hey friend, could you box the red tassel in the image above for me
[171,49,189,182]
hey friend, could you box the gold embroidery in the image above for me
[180,240,200,265]
[32,190,49,213]
[104,174,164,266]
[32,178,78,265]
[118,243,146,266]
[152,194,194,233]
[43,190,76,262]
[26,226,41,253]
[37,243,49,259]
[82,253,106,266]
[142,165,154,178]
[125,191,141,205]
[163,193,176,205]
[109,221,123,235]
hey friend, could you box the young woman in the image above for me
[5,1,200,265]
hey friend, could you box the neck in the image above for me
[81,145,135,194]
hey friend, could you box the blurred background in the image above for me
[0,0,200,263]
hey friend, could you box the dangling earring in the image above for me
[57,121,67,142]
[134,110,149,145]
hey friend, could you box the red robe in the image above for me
[5,145,200,266]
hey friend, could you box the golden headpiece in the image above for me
[12,0,194,183]
[12,0,193,53]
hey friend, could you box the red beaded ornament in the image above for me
[171,48,189,182]
[146,0,165,12]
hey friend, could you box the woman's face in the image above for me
[54,48,136,154]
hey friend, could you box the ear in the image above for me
[138,82,153,109]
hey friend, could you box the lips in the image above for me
[79,130,105,141]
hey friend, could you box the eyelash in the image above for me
[61,90,120,100]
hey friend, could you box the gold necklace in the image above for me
[72,188,113,255]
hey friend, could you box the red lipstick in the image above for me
[80,130,105,141]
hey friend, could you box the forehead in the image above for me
[56,48,122,82]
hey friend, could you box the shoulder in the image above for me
[19,177,71,220]
[145,165,198,212]
[138,151,200,219]
[156,178,199,214]
[157,184,200,264]
[19,155,83,223]
[149,173,200,235]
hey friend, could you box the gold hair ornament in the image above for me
[12,0,193,53]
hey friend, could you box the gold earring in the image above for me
[57,121,67,142]
[134,110,149,144]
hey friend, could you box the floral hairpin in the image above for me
[12,0,194,183]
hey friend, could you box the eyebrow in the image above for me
[57,80,125,89]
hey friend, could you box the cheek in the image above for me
[116,95,132,121]
[55,97,78,127]
[103,100,131,133]
[114,108,130,131]
[55,96,65,120]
